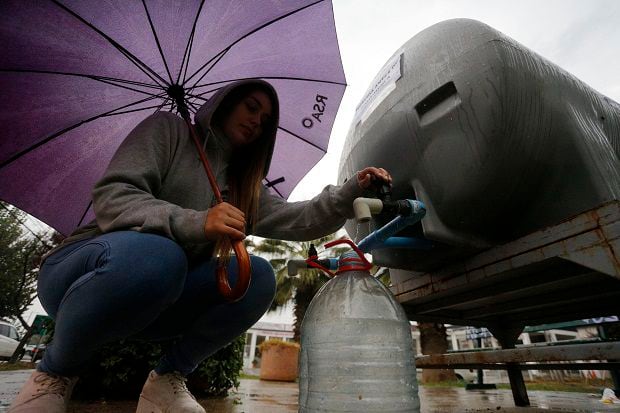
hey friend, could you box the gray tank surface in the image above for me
[338,18,620,272]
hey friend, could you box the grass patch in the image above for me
[0,361,36,371]
[239,373,259,380]
[420,380,466,388]
[524,379,611,394]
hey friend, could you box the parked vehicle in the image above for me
[24,343,46,361]
[416,367,476,383]
[454,369,476,383]
[0,320,23,361]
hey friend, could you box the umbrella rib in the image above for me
[190,86,227,99]
[277,126,325,153]
[263,179,284,198]
[184,48,230,90]
[0,93,165,170]
[100,104,167,117]
[193,75,347,90]
[180,30,196,86]
[183,0,325,85]
[0,69,162,91]
[186,99,200,113]
[265,176,285,188]
[154,98,172,114]
[178,0,206,85]
[51,0,169,88]
[2,69,165,99]
[94,78,165,98]
[186,92,208,102]
[140,0,173,84]
[164,98,172,108]
[77,200,93,228]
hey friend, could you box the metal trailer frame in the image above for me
[391,201,620,406]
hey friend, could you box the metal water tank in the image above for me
[338,18,620,272]
[299,250,420,412]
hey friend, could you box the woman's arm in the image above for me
[92,112,209,245]
[253,167,391,241]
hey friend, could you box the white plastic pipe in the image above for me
[352,197,384,222]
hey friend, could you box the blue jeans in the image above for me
[37,231,275,377]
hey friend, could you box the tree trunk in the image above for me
[418,322,456,383]
[8,315,33,363]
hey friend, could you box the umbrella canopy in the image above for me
[0,0,346,235]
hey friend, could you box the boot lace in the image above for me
[32,373,72,399]
[167,372,194,398]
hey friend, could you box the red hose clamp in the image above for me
[329,239,373,274]
[304,238,373,276]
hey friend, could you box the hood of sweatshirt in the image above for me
[194,79,280,177]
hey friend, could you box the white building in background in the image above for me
[23,298,45,327]
[243,302,295,369]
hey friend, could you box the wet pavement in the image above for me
[0,370,30,412]
[2,369,619,412]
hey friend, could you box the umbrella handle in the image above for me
[180,113,252,302]
[216,239,252,301]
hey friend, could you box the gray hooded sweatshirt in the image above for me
[56,80,364,259]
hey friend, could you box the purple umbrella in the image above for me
[0,0,346,237]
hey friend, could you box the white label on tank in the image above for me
[354,53,403,125]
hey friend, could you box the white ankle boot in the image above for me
[136,370,205,413]
[8,370,77,413]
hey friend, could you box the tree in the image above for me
[418,322,456,383]
[250,234,347,342]
[0,201,61,362]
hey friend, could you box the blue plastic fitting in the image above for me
[357,200,428,254]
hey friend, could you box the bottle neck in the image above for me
[337,251,371,274]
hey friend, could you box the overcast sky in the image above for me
[289,0,620,201]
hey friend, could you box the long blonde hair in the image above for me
[211,84,278,261]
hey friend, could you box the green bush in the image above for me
[72,335,245,400]
[259,338,300,351]
[188,334,245,397]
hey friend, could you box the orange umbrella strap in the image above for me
[183,119,222,203]
[180,112,252,302]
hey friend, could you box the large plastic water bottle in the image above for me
[299,247,420,412]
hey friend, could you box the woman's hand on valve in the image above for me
[356,167,392,189]
[204,202,246,240]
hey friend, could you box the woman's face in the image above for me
[222,90,273,148]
